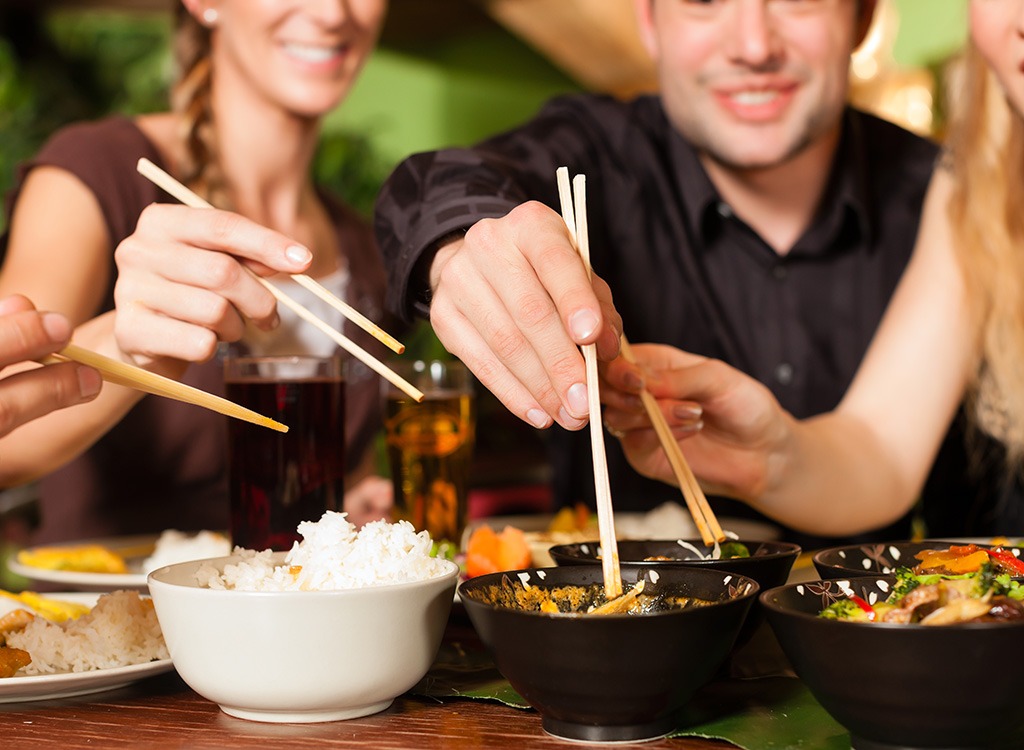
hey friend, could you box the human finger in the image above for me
[429,295,585,431]
[457,210,590,421]
[0,304,73,369]
[0,361,101,437]
[133,204,312,275]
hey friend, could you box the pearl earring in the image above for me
[202,7,218,25]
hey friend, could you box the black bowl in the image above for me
[550,538,799,647]
[458,565,758,743]
[762,578,1024,749]
[812,540,1016,580]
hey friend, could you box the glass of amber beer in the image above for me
[383,359,476,548]
[224,355,344,551]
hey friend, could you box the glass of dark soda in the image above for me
[224,355,344,550]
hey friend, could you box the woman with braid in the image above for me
[0,0,392,541]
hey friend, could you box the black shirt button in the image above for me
[774,362,794,385]
[772,264,787,281]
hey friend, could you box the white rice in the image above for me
[195,511,450,591]
[142,529,231,574]
[6,591,168,675]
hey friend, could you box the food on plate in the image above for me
[464,525,532,578]
[819,565,1024,625]
[498,501,702,568]
[913,543,1024,576]
[194,511,451,591]
[0,589,90,623]
[0,645,31,678]
[2,590,167,677]
[16,544,127,574]
[141,529,231,573]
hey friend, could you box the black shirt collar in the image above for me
[670,106,874,257]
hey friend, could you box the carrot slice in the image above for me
[464,525,533,577]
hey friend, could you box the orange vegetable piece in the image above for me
[464,525,533,577]
[914,546,990,574]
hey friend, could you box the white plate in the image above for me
[0,593,173,703]
[7,535,158,592]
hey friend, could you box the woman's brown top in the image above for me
[2,116,392,543]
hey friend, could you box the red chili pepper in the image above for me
[849,594,876,621]
[987,548,1024,577]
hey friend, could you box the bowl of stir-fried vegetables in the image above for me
[812,540,1024,581]
[761,565,1024,749]
[550,538,800,649]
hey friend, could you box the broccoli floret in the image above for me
[888,567,922,604]
[819,599,869,621]
[718,541,750,559]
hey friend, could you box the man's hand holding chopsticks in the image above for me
[427,200,622,431]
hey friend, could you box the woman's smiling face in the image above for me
[970,0,1024,118]
[188,0,387,119]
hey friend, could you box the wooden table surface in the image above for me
[3,564,825,749]
[1,669,739,750]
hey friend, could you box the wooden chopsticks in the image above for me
[136,158,423,403]
[618,338,725,546]
[556,167,622,600]
[43,344,287,433]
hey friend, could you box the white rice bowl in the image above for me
[195,512,449,592]
[147,512,459,723]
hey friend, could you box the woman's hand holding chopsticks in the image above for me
[599,342,785,506]
[113,204,312,364]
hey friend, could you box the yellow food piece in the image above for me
[17,544,128,574]
[1,589,90,623]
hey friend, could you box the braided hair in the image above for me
[171,5,231,209]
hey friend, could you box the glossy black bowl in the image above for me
[762,578,1024,750]
[812,540,1015,580]
[550,538,800,646]
[458,565,758,743]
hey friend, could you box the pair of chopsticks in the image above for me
[618,338,725,546]
[556,167,622,600]
[41,344,287,433]
[136,158,424,404]
[556,166,724,561]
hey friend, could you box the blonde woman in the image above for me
[601,0,1024,537]
[0,1,393,540]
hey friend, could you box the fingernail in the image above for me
[77,366,102,398]
[558,407,587,430]
[567,382,589,418]
[42,312,71,343]
[673,404,703,420]
[526,408,551,429]
[285,245,312,266]
[623,370,645,391]
[568,309,599,341]
[679,420,704,434]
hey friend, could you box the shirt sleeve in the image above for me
[373,94,610,322]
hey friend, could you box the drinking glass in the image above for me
[224,355,344,550]
[383,359,476,547]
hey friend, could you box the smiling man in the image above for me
[374,0,946,546]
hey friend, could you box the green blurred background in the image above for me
[0,0,970,226]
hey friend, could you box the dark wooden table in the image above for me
[1,670,739,749]
[2,612,740,750]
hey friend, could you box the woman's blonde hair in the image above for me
[170,6,230,208]
[947,42,1024,466]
